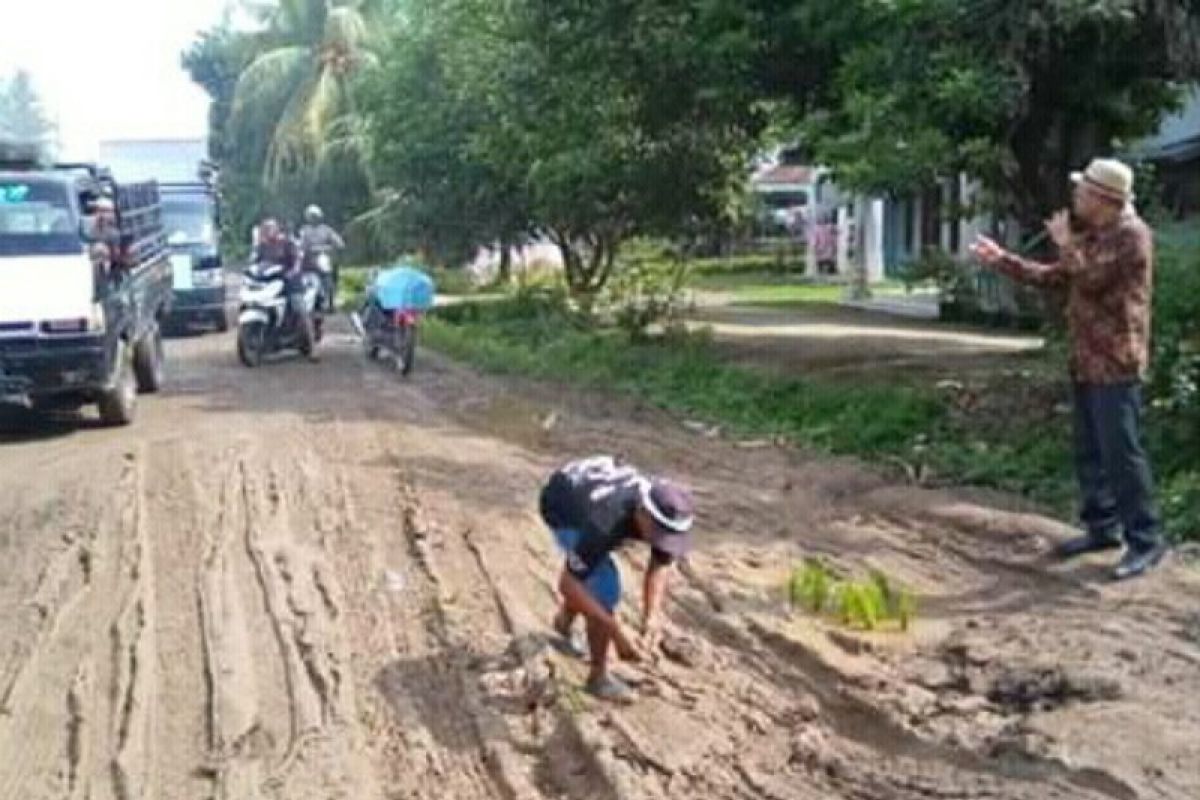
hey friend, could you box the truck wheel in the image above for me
[99,342,138,426]
[215,310,230,333]
[134,327,164,393]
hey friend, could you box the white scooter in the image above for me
[305,249,337,311]
[236,262,323,367]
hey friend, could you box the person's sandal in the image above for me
[549,614,586,660]
[585,673,635,704]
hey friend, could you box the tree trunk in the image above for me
[497,239,512,285]
[555,231,620,311]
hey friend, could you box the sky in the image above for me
[0,0,241,159]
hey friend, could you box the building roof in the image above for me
[753,164,814,187]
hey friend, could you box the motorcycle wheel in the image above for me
[396,325,416,376]
[238,321,267,367]
[298,320,315,358]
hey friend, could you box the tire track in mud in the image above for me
[197,451,268,800]
[231,450,366,799]
[315,435,514,800]
[0,482,94,717]
[108,449,160,800]
[0,451,158,800]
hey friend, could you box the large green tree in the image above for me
[182,20,262,252]
[0,70,58,158]
[361,0,764,292]
[229,0,384,183]
[356,0,532,274]
[184,1,394,254]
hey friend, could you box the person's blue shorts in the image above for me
[552,528,621,612]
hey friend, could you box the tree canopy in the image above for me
[789,0,1200,226]
[0,70,58,159]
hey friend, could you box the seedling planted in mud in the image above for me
[788,558,832,612]
[787,560,916,631]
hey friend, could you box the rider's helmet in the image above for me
[304,205,324,224]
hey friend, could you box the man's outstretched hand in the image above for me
[969,235,1007,266]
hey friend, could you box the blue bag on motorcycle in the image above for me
[372,266,436,312]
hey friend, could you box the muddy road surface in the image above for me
[1,326,1197,800]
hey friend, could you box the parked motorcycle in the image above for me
[236,262,323,367]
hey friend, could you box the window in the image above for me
[0,179,82,256]
[162,197,216,246]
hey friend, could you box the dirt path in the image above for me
[0,325,1196,800]
[685,299,1045,382]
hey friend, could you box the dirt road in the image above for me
[1,327,1197,800]
[687,300,1044,382]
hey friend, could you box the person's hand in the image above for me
[969,235,1006,266]
[1045,210,1073,249]
[614,628,643,663]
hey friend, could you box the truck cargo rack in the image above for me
[114,181,167,267]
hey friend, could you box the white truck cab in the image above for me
[0,157,172,425]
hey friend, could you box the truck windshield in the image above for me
[0,178,82,256]
[162,197,216,247]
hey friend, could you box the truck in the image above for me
[0,142,173,425]
[98,139,228,331]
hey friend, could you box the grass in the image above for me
[686,264,917,312]
[688,276,847,304]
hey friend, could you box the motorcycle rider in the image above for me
[253,217,318,362]
[298,205,345,311]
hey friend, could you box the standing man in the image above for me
[971,159,1167,579]
[539,455,695,702]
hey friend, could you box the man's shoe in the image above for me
[1113,542,1169,581]
[1056,534,1122,560]
[585,673,634,704]
[549,612,586,660]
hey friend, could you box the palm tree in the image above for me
[229,0,384,183]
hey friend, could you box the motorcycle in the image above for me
[351,294,421,376]
[303,248,337,312]
[236,262,324,367]
[350,265,435,376]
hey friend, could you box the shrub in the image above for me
[604,248,692,341]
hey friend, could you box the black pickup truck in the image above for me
[0,153,173,425]
[162,179,229,331]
